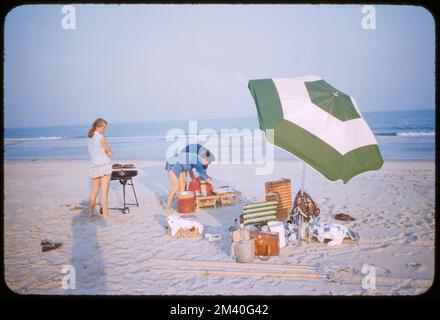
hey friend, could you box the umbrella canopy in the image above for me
[248,75,384,183]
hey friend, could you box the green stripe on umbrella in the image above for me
[248,78,284,130]
[304,80,361,121]
[248,75,384,183]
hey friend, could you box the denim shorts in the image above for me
[165,162,186,177]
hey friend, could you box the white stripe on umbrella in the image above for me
[272,77,378,155]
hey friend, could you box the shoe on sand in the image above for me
[335,213,355,221]
[41,239,63,252]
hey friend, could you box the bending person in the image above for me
[164,144,215,212]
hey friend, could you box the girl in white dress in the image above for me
[87,118,113,219]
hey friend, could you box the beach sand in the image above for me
[3,159,435,295]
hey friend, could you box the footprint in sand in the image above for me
[424,217,434,225]
[406,251,418,257]
[406,262,424,272]
[404,234,418,245]
[327,204,335,214]
[415,220,425,227]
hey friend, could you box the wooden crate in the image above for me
[217,192,238,207]
[196,195,218,209]
[265,178,292,221]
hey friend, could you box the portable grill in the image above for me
[110,164,139,214]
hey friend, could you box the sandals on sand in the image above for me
[41,239,63,252]
[335,213,355,221]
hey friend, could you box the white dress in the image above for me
[87,131,112,178]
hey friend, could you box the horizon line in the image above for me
[4,107,436,129]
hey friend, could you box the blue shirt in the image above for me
[167,148,209,180]
[183,144,209,155]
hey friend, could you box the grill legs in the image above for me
[113,178,139,214]
[120,178,139,207]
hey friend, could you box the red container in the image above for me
[188,177,213,196]
[188,178,201,193]
[177,191,195,214]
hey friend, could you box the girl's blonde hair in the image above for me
[87,118,108,138]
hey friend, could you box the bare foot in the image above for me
[102,214,109,220]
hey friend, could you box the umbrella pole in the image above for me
[301,162,306,195]
[298,162,306,242]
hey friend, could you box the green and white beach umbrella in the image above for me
[248,75,384,183]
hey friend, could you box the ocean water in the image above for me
[4,110,435,161]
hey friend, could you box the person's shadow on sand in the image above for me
[68,203,107,294]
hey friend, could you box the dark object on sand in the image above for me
[69,206,83,212]
[335,213,355,221]
[41,239,63,252]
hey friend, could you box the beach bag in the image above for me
[249,231,280,259]
[234,239,255,263]
[232,228,255,263]
[293,190,320,218]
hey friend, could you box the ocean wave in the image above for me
[376,131,435,137]
[375,133,397,136]
[5,136,64,141]
[397,131,435,137]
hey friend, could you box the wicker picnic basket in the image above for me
[166,226,200,238]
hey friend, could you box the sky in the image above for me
[4,4,435,128]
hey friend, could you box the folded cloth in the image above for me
[167,215,204,237]
[308,219,360,246]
